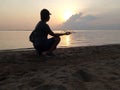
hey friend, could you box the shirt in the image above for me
[33,21,52,45]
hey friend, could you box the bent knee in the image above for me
[54,36,61,42]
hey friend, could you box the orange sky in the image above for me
[0,0,120,30]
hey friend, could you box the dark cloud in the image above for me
[60,12,120,30]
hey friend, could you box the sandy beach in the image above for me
[0,44,120,90]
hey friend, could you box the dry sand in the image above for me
[0,44,120,90]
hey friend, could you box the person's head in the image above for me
[40,9,51,22]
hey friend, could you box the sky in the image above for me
[0,0,120,30]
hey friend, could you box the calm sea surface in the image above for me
[0,30,120,50]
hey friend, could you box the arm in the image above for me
[49,31,71,37]
[55,32,71,36]
[46,24,71,36]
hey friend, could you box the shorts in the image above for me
[33,37,55,54]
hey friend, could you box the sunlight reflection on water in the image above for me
[59,35,71,47]
[0,30,120,50]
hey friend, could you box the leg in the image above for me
[34,37,60,56]
[48,36,60,53]
[33,44,42,56]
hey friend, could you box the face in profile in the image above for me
[46,15,50,21]
[40,9,51,22]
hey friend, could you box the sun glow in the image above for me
[63,10,73,21]
[60,35,71,47]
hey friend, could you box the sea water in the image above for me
[0,30,120,50]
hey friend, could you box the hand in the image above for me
[65,32,71,35]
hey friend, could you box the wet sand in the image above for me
[0,44,120,90]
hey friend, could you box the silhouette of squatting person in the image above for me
[29,9,71,56]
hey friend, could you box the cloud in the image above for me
[60,12,120,30]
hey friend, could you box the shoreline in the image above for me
[0,44,120,89]
[0,43,120,52]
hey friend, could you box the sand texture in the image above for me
[0,44,120,90]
